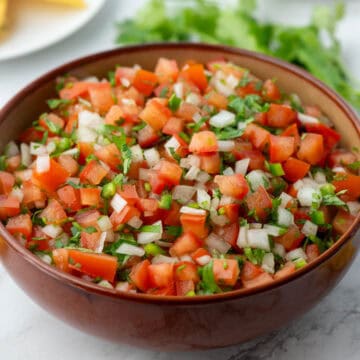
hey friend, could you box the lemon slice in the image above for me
[0,0,7,28]
[43,0,86,8]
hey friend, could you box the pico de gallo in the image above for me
[1,58,359,296]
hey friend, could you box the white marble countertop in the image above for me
[0,1,360,359]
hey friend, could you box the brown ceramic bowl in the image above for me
[0,43,359,350]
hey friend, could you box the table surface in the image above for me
[0,1,360,359]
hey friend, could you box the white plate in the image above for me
[0,0,105,61]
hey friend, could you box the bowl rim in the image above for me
[0,42,359,304]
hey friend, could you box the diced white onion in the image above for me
[38,254,52,265]
[217,140,235,152]
[180,206,206,216]
[347,201,360,216]
[36,155,50,173]
[249,223,263,229]
[67,177,80,185]
[235,159,250,175]
[210,110,236,128]
[197,189,211,210]
[20,143,31,167]
[246,170,269,191]
[179,255,194,263]
[185,93,201,106]
[286,248,307,261]
[83,76,99,83]
[116,243,145,257]
[139,168,151,181]
[173,82,184,99]
[46,141,56,154]
[302,177,319,189]
[10,188,24,202]
[121,98,136,106]
[297,187,321,207]
[223,167,234,176]
[210,210,228,226]
[6,141,19,157]
[62,148,80,157]
[262,253,275,274]
[277,208,294,227]
[154,240,172,248]
[127,216,143,229]
[121,78,131,88]
[144,148,160,168]
[247,229,270,251]
[152,255,178,264]
[130,144,144,162]
[301,220,318,237]
[226,74,239,88]
[196,255,211,266]
[98,280,113,289]
[273,243,286,258]
[219,195,235,206]
[236,225,249,248]
[165,136,181,156]
[279,192,293,208]
[99,160,110,173]
[172,185,196,204]
[333,166,347,173]
[42,224,62,238]
[205,233,231,253]
[95,232,107,253]
[263,224,283,237]
[192,112,202,123]
[30,142,47,156]
[77,127,98,143]
[314,171,327,184]
[97,216,113,232]
[196,171,211,184]
[184,166,200,181]
[137,232,161,244]
[110,193,127,213]
[293,180,304,191]
[104,230,115,243]
[298,113,319,124]
[78,110,103,129]
[116,282,132,292]
[180,155,200,169]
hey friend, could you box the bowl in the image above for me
[0,43,359,350]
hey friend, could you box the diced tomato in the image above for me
[183,64,208,92]
[59,82,91,100]
[140,98,171,131]
[94,143,121,170]
[75,209,101,228]
[275,225,304,251]
[129,259,151,292]
[328,150,357,168]
[273,261,296,280]
[189,131,218,154]
[80,231,101,251]
[148,171,167,195]
[245,186,272,221]
[242,272,274,289]
[267,104,297,128]
[58,155,79,176]
[105,105,123,125]
[115,66,136,86]
[175,102,200,121]
[269,135,295,163]
[169,232,202,257]
[262,79,281,101]
[33,158,69,193]
[22,181,46,207]
[39,113,64,134]
[214,174,249,200]
[332,173,360,200]
[41,199,67,224]
[110,205,140,230]
[180,213,208,239]
[243,123,270,150]
[148,263,174,289]
[18,127,44,143]
[206,91,228,110]
[53,249,70,272]
[236,81,261,98]
[117,184,139,206]
[220,204,239,223]
[241,261,264,281]
[199,152,221,174]
[297,133,324,165]
[137,198,159,213]
[213,258,240,286]
[216,222,239,248]
[332,209,356,235]
[174,261,199,283]
[191,247,211,262]
[281,123,301,149]
[57,185,81,212]
[155,58,179,84]
[127,160,148,180]
[0,171,15,195]
[157,160,183,186]
[163,201,181,226]
[175,280,195,296]
[88,82,114,114]
[283,157,310,183]
[306,244,320,262]
[162,117,184,136]
[6,213,32,239]
[305,123,340,150]
[64,113,78,134]
[79,187,101,207]
[133,69,158,96]
[78,142,94,165]
[68,249,117,282]
[137,125,159,148]
[79,160,108,185]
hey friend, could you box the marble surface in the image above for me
[0,1,360,359]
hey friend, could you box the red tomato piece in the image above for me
[332,209,356,235]
[214,174,249,200]
[240,261,264,281]
[33,158,70,193]
[157,160,183,186]
[115,67,136,86]
[80,231,101,251]
[53,249,70,273]
[306,244,320,262]
[267,104,297,128]
[6,213,32,239]
[57,185,81,212]
[59,82,91,100]
[175,280,195,296]
[262,79,281,101]
[162,117,184,136]
[0,171,15,195]
[332,173,360,201]
[148,263,174,289]
[133,69,158,96]
[275,225,304,251]
[213,258,240,287]
[281,123,301,149]
[79,160,108,185]
[274,261,296,280]
[169,232,202,257]
[297,133,324,165]
[242,272,274,289]
[305,123,341,150]
[183,64,208,92]
[129,259,151,292]
[199,152,221,174]
[140,98,171,131]
[180,213,208,239]
[174,261,200,283]
[79,187,101,207]
[189,131,218,154]
[58,155,79,176]
[88,82,115,114]
[110,205,140,230]
[243,123,270,150]
[328,150,357,168]
[117,184,139,206]
[155,58,179,84]
[283,157,310,183]
[75,209,101,228]
[245,185,272,221]
[219,203,239,223]
[94,143,121,170]
[269,135,295,163]
[137,125,160,148]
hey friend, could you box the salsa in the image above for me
[1,58,359,296]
